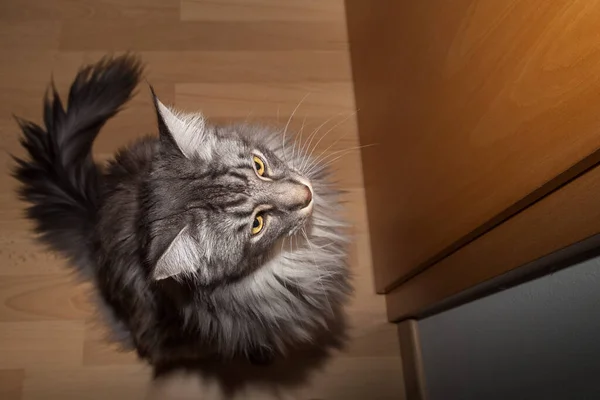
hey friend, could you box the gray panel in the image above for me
[419,257,600,400]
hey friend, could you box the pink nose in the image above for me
[302,185,313,208]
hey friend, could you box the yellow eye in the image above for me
[251,214,264,235]
[253,155,265,176]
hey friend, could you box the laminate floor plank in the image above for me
[0,0,404,398]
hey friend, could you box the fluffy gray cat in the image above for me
[12,54,351,366]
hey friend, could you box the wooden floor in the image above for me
[0,1,404,399]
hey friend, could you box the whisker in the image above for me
[312,143,378,172]
[243,110,255,125]
[282,93,310,164]
[302,240,334,250]
[306,143,378,176]
[302,228,334,317]
[279,237,290,290]
[293,234,298,255]
[302,111,357,174]
[297,112,346,172]
[290,116,306,170]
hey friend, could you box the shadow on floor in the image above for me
[152,312,349,396]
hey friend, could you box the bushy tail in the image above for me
[12,54,143,274]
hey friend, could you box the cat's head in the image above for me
[144,92,314,285]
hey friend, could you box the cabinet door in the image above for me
[346,0,600,292]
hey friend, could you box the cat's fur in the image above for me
[12,54,351,365]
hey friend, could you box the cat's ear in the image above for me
[150,86,206,159]
[153,226,201,280]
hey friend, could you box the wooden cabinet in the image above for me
[346,0,600,318]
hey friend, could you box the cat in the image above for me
[12,54,351,366]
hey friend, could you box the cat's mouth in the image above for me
[289,201,313,237]
[288,218,310,236]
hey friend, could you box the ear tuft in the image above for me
[153,226,201,280]
[150,87,206,159]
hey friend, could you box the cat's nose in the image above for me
[301,184,313,208]
[273,181,313,211]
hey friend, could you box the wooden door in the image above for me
[346,0,600,294]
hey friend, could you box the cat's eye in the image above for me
[251,214,265,235]
[253,155,266,176]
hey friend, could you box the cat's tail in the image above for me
[12,54,143,275]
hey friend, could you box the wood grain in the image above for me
[0,275,91,322]
[0,23,61,50]
[0,240,67,276]
[346,0,600,292]
[20,358,403,400]
[0,0,180,21]
[0,369,24,400]
[0,0,402,398]
[140,51,353,83]
[386,159,600,321]
[0,321,85,369]
[175,82,355,117]
[22,366,151,400]
[82,319,140,366]
[59,21,348,51]
[181,0,345,21]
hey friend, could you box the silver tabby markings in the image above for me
[13,54,351,363]
[138,96,351,357]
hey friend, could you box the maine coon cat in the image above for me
[12,54,351,366]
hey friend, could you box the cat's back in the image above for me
[104,136,159,184]
[92,137,162,352]
[96,136,159,258]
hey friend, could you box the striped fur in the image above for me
[13,54,351,366]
